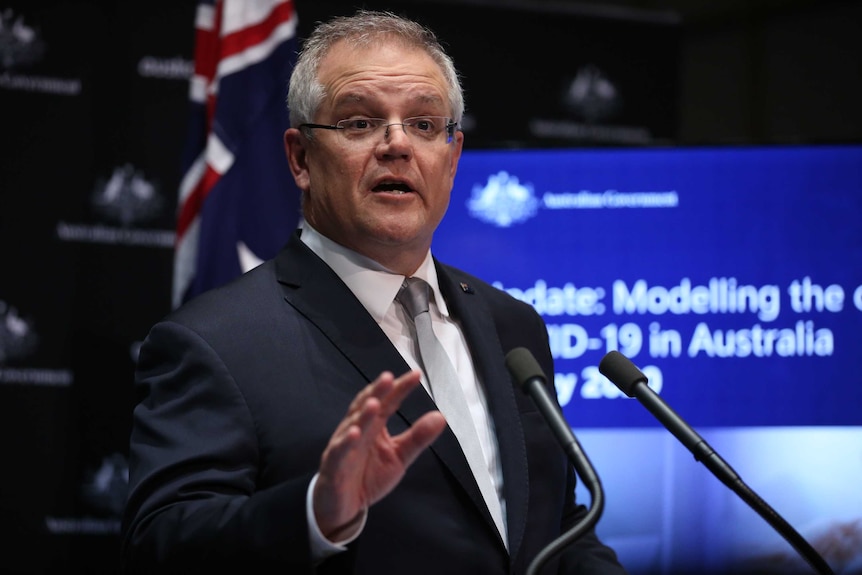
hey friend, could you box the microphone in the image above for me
[505,347,604,575]
[598,350,835,575]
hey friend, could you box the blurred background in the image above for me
[0,0,860,573]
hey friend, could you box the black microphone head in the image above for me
[505,347,546,389]
[598,350,648,397]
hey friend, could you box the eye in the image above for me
[410,117,437,133]
[340,118,383,132]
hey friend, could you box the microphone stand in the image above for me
[694,439,835,575]
[522,373,605,575]
[600,350,834,575]
[526,450,604,575]
[506,347,607,575]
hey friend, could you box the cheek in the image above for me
[330,152,368,185]
[432,158,458,197]
[308,151,357,191]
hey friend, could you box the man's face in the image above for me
[286,40,464,271]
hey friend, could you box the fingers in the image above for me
[342,369,420,418]
[314,369,434,531]
[376,369,423,417]
[344,370,396,418]
[346,370,424,452]
[323,369,425,469]
[395,411,447,468]
[363,369,446,468]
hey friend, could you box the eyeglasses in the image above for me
[299,116,457,145]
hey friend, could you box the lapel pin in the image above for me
[460,282,474,294]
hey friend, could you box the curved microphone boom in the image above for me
[599,350,834,575]
[505,347,604,575]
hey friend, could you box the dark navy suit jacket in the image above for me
[121,231,626,574]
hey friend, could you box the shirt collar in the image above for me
[298,221,450,322]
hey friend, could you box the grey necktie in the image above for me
[397,277,507,546]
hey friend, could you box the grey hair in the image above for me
[287,10,464,128]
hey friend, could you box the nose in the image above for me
[379,122,413,159]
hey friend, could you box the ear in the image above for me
[284,127,311,192]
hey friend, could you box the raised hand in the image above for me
[312,369,447,539]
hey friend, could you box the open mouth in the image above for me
[373,181,414,194]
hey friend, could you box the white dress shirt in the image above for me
[298,222,507,558]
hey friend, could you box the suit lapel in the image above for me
[437,262,530,563]
[273,235,494,541]
[275,233,408,384]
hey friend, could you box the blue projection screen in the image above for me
[433,145,862,574]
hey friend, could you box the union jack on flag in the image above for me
[173,0,301,308]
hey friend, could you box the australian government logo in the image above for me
[0,8,81,95]
[467,172,540,227]
[530,63,651,145]
[0,299,73,386]
[56,163,175,248]
[45,452,129,535]
[467,170,679,228]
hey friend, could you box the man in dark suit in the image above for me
[121,10,626,575]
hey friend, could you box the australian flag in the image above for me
[173,0,301,308]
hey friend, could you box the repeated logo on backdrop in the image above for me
[563,64,623,123]
[528,63,654,145]
[0,7,46,69]
[0,7,82,95]
[0,299,73,386]
[0,299,39,364]
[92,164,165,227]
[45,453,129,535]
[56,164,175,248]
